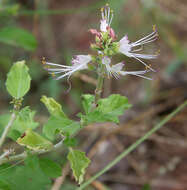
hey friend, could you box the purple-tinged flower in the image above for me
[100,5,113,32]
[102,56,152,80]
[43,55,92,80]
[118,26,159,72]
[89,5,116,41]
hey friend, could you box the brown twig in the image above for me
[51,163,70,190]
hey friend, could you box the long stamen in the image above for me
[104,6,107,19]
[131,46,143,52]
[132,53,157,59]
[107,7,110,22]
[132,30,158,45]
[132,74,152,80]
[46,68,72,72]
[45,62,71,68]
[101,7,104,19]
[133,32,158,45]
[49,71,67,74]
[132,38,158,47]
[132,55,156,72]
[109,10,113,26]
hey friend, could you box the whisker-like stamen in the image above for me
[132,38,158,47]
[132,74,152,80]
[107,6,110,23]
[131,46,143,52]
[133,30,157,44]
[45,62,71,68]
[132,56,156,72]
[109,11,113,26]
[45,68,72,72]
[132,53,157,59]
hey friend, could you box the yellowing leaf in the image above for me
[41,96,66,118]
[17,129,53,150]
[68,149,90,184]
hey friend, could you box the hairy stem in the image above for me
[0,140,63,165]
[94,64,104,104]
[0,112,16,150]
[77,100,187,190]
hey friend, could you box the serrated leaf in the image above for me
[80,94,132,124]
[68,149,90,184]
[43,116,81,141]
[6,60,31,99]
[0,107,39,140]
[41,96,66,118]
[17,129,53,150]
[39,158,61,178]
[0,27,37,51]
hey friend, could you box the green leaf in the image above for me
[0,156,51,190]
[0,107,39,140]
[80,94,132,125]
[0,26,37,51]
[39,158,61,178]
[67,149,90,184]
[17,129,53,150]
[0,179,11,190]
[43,116,81,141]
[41,96,66,118]
[6,61,31,99]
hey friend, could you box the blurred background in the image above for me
[0,0,187,189]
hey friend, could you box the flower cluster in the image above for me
[43,4,159,81]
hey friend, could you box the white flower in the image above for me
[102,56,152,80]
[43,55,92,80]
[100,5,113,32]
[118,26,159,72]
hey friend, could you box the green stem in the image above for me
[77,100,187,190]
[94,64,104,105]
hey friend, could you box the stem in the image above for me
[94,64,104,104]
[0,149,14,160]
[0,140,63,165]
[0,112,16,150]
[77,100,187,190]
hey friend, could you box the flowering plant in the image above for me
[0,4,161,189]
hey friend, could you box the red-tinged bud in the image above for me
[109,28,116,40]
[89,29,101,38]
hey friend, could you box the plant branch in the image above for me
[77,100,187,190]
[0,140,64,165]
[0,112,16,150]
[94,64,104,105]
[0,149,15,160]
